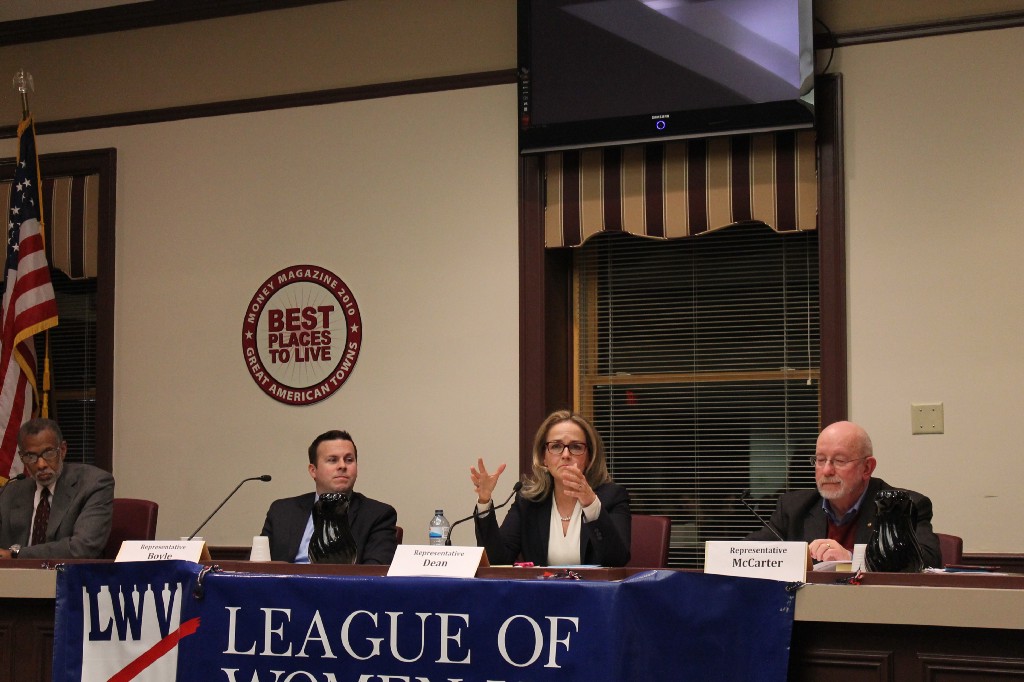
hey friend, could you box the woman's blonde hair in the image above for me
[520,410,613,501]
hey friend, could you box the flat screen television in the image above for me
[518,0,815,153]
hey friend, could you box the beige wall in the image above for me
[1,2,1021,553]
[0,0,516,121]
[0,0,521,547]
[40,85,520,545]
[817,0,1024,33]
[836,27,1024,552]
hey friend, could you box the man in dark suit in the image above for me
[1,418,114,559]
[747,420,941,568]
[261,429,397,564]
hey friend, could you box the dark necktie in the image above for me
[31,488,50,546]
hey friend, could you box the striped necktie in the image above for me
[31,488,51,546]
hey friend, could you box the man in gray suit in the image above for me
[0,418,114,559]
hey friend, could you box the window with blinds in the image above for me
[33,271,98,465]
[574,223,820,568]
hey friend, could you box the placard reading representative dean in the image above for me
[242,265,362,405]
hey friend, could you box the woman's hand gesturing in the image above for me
[470,458,506,505]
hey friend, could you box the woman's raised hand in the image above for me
[470,458,506,505]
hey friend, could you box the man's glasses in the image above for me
[19,447,61,465]
[546,441,588,456]
[810,455,869,470]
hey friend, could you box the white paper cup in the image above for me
[250,535,271,562]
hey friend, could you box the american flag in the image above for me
[0,118,59,478]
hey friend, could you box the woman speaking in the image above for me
[471,410,631,567]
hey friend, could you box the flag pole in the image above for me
[1,68,59,473]
[10,70,55,419]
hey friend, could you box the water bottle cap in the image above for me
[434,509,443,515]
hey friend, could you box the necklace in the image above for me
[556,495,577,522]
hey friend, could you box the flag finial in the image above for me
[12,69,33,119]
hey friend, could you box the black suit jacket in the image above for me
[474,481,631,566]
[0,462,114,559]
[746,476,942,568]
[261,491,398,564]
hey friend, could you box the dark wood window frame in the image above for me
[0,148,116,472]
[518,74,846,470]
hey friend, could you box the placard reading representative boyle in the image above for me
[242,265,362,405]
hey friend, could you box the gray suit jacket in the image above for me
[0,462,115,559]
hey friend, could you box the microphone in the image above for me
[445,481,523,546]
[739,489,784,541]
[187,475,272,541]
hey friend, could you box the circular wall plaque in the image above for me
[242,265,362,405]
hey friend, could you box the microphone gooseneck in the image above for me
[187,475,272,541]
[445,481,523,546]
[739,489,784,541]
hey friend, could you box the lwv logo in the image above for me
[81,580,197,681]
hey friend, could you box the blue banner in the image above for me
[54,562,795,681]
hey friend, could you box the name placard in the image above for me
[852,543,866,571]
[704,541,809,582]
[387,544,487,578]
[115,540,211,563]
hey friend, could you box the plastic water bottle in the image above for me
[428,510,450,546]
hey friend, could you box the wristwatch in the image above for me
[8,544,20,558]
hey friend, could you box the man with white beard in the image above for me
[746,421,941,568]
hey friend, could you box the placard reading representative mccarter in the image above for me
[730,545,788,568]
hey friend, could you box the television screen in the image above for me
[519,0,815,152]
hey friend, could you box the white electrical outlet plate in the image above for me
[911,402,944,435]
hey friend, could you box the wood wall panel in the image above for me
[0,600,54,682]
[790,648,894,682]
[0,621,11,681]
[918,654,1024,681]
[791,622,1024,682]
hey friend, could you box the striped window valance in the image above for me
[1,174,100,280]
[544,131,817,247]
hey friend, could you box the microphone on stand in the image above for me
[445,481,523,546]
[739,489,784,541]
[187,475,272,541]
